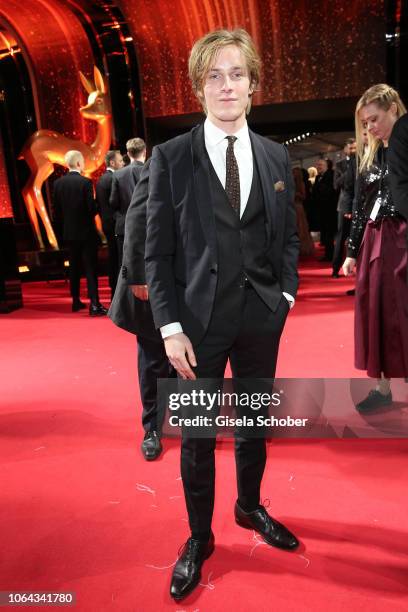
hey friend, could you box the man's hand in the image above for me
[164,332,197,380]
[344,213,352,219]
[342,257,356,276]
[131,284,148,301]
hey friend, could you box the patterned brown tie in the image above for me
[225,135,240,215]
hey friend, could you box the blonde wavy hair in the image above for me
[355,84,406,173]
[188,29,261,114]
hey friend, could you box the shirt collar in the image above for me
[107,167,114,172]
[69,170,81,174]
[204,117,250,148]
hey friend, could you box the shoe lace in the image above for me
[177,538,200,567]
[145,431,158,440]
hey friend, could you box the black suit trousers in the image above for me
[321,212,337,260]
[137,334,174,432]
[67,239,99,303]
[332,213,351,274]
[180,287,289,539]
[104,229,119,296]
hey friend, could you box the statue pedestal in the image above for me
[0,218,23,313]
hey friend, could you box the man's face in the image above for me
[200,45,253,129]
[359,102,397,141]
[347,141,357,156]
[316,159,327,174]
[111,153,124,170]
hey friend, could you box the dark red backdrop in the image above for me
[119,0,385,117]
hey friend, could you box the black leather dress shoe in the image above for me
[89,303,108,316]
[356,390,392,412]
[346,289,355,296]
[170,533,215,601]
[235,502,299,550]
[331,271,340,278]
[141,431,162,461]
[72,300,86,312]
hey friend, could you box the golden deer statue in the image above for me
[19,66,112,250]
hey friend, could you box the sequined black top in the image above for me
[347,148,401,257]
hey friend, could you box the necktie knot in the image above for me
[226,135,237,147]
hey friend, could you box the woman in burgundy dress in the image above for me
[343,84,408,411]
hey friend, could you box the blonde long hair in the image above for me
[355,84,406,173]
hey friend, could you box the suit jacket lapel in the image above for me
[191,124,218,261]
[249,130,277,241]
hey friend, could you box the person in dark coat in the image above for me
[311,158,338,261]
[332,138,357,277]
[343,84,408,411]
[109,138,146,268]
[389,113,408,228]
[53,150,107,316]
[95,150,123,300]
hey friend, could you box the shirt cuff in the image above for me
[160,322,183,338]
[282,292,295,309]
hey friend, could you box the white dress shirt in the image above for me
[204,118,253,217]
[160,118,294,339]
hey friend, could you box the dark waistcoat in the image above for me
[208,156,277,319]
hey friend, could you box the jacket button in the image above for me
[210,268,217,274]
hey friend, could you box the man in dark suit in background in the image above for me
[145,29,300,600]
[53,150,107,316]
[96,150,123,300]
[332,138,357,277]
[312,158,338,261]
[109,138,146,269]
[389,112,408,383]
[109,159,173,460]
[389,112,408,224]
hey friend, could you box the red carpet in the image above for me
[1,258,408,611]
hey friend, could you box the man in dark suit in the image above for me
[145,29,300,600]
[389,112,408,380]
[109,138,146,268]
[53,150,107,316]
[389,112,408,223]
[312,158,338,261]
[109,159,173,460]
[332,138,356,277]
[96,150,123,300]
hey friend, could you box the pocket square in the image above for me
[274,180,285,192]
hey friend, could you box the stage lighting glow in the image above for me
[119,0,386,117]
